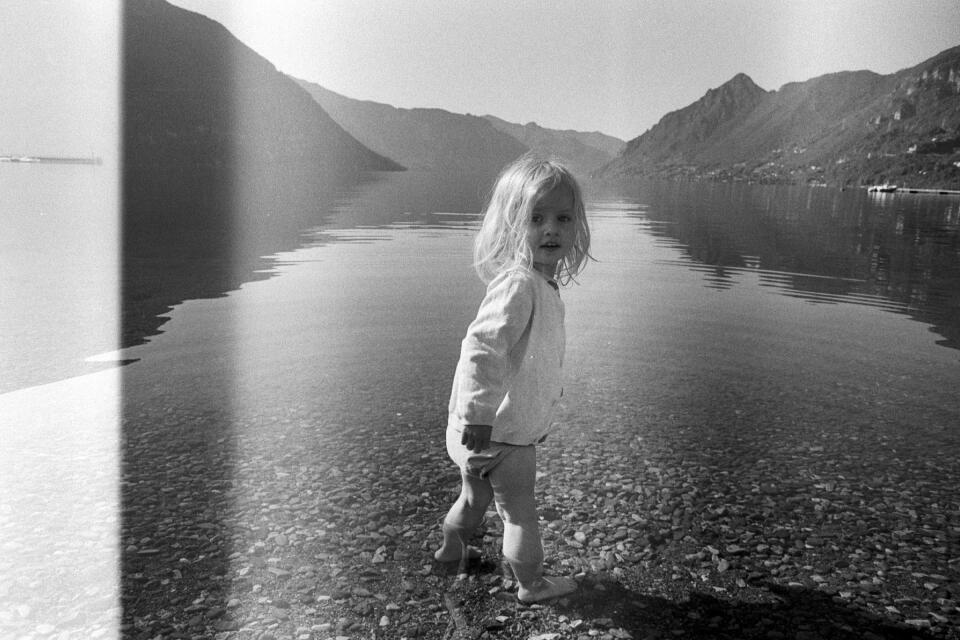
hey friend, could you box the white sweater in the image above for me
[448,266,565,445]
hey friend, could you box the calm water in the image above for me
[1,164,119,392]
[2,165,959,397]
[110,169,960,439]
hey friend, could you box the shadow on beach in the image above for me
[557,576,941,640]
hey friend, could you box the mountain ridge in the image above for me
[600,45,960,187]
[124,0,401,174]
[294,78,625,178]
[480,115,625,176]
[615,73,769,171]
[292,78,528,175]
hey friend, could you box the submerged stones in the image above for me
[106,393,960,640]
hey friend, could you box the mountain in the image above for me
[600,46,960,187]
[124,0,401,176]
[293,79,527,174]
[294,78,625,177]
[612,73,769,172]
[481,116,625,175]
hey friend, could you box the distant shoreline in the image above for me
[0,155,102,165]
[866,184,960,196]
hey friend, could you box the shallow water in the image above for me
[6,167,960,636]
[116,176,959,459]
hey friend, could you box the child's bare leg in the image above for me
[490,446,576,603]
[434,470,493,562]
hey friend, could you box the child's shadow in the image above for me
[433,555,502,578]
[560,577,942,640]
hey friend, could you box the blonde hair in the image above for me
[474,154,591,285]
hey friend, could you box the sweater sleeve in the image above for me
[452,272,534,426]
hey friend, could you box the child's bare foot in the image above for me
[433,545,482,563]
[517,576,577,604]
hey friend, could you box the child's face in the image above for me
[527,183,575,279]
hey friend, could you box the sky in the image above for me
[1,2,119,157]
[2,1,959,155]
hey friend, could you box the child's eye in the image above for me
[531,214,542,223]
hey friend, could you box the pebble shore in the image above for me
[112,391,959,640]
[2,375,956,640]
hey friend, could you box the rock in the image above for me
[904,619,932,628]
[206,606,225,619]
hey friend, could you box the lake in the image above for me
[4,165,959,396]
[115,169,960,442]
[2,165,959,637]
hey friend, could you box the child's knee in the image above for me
[494,495,538,526]
[460,476,494,509]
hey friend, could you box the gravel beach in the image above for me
[117,384,960,640]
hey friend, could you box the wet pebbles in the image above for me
[110,394,960,640]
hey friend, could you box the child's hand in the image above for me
[461,425,493,452]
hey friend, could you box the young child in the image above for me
[435,154,592,604]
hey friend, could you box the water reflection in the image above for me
[119,166,960,362]
[318,174,960,355]
[599,180,960,350]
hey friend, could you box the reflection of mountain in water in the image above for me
[123,165,368,347]
[608,180,960,350]
[122,0,405,349]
